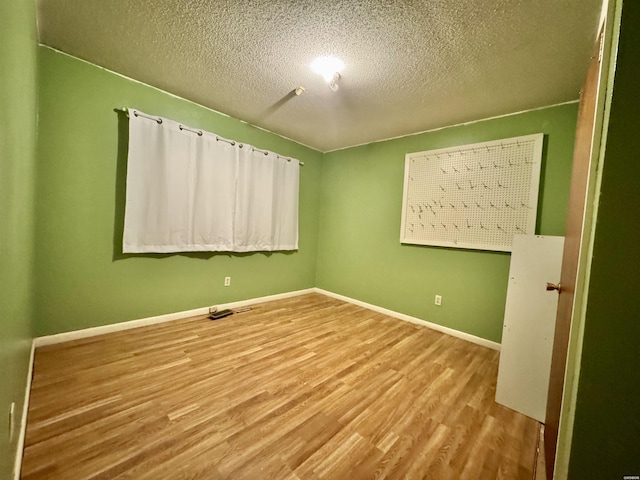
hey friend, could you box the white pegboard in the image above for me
[400,134,544,251]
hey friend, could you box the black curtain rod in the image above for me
[115,107,304,166]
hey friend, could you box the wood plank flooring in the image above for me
[21,293,538,479]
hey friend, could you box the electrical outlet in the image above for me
[435,294,442,306]
[8,402,15,442]
[224,276,231,287]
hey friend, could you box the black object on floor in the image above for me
[209,309,233,320]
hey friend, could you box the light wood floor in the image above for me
[22,293,538,479]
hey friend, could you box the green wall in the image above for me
[316,104,578,343]
[568,1,640,477]
[34,47,323,337]
[0,0,37,476]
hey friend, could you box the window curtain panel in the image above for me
[234,147,299,251]
[123,109,299,253]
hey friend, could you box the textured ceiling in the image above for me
[37,0,603,152]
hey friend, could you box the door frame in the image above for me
[550,0,623,477]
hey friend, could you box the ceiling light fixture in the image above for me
[328,73,340,92]
[310,56,344,92]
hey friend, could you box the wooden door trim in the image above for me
[544,7,622,476]
[550,3,624,477]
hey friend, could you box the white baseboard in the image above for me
[33,286,500,352]
[34,288,316,347]
[14,340,35,480]
[313,288,501,351]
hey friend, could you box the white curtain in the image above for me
[123,109,299,253]
[234,147,299,251]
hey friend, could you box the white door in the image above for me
[496,234,564,422]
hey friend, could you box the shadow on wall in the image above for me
[535,135,549,235]
[111,111,293,262]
